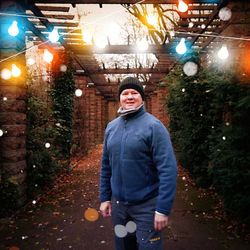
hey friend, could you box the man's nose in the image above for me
[128,93,133,99]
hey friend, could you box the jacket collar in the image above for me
[122,105,145,120]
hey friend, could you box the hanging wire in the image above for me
[0,0,250,64]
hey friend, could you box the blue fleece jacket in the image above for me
[100,107,177,215]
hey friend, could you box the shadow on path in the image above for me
[0,145,249,250]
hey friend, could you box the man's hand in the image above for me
[154,213,168,231]
[100,201,112,217]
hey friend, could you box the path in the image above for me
[0,145,249,250]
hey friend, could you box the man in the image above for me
[99,76,177,250]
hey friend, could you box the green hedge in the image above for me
[166,65,250,228]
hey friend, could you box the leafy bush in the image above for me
[166,65,250,228]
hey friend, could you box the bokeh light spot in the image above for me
[114,224,127,238]
[84,208,99,222]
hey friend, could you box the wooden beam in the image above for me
[35,5,70,12]
[77,68,168,75]
[71,44,174,54]
[28,0,221,4]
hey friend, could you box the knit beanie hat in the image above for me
[118,77,145,100]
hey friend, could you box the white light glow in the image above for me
[178,0,188,13]
[48,28,60,43]
[219,7,232,21]
[217,45,229,60]
[95,35,108,49]
[43,49,53,63]
[75,89,83,97]
[136,39,149,51]
[82,29,93,44]
[188,22,194,28]
[8,21,19,36]
[45,142,51,148]
[147,14,158,26]
[183,61,198,76]
[0,129,3,137]
[27,58,35,66]
[176,38,187,55]
[1,68,12,80]
[12,64,21,77]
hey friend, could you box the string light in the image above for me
[178,0,188,13]
[82,29,93,44]
[146,13,158,26]
[11,64,21,77]
[1,68,12,80]
[48,28,60,43]
[176,38,187,55]
[8,20,19,36]
[217,45,229,60]
[27,58,35,66]
[43,49,53,63]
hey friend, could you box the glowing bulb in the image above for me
[176,38,187,55]
[8,21,19,36]
[45,142,51,148]
[27,58,35,66]
[217,45,229,60]
[136,39,149,51]
[1,68,12,80]
[178,0,188,13]
[11,64,21,77]
[82,29,92,44]
[188,22,194,28]
[48,28,60,43]
[0,129,3,137]
[147,14,158,26]
[95,35,108,49]
[75,89,83,97]
[43,49,53,63]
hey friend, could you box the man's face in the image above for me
[120,88,143,110]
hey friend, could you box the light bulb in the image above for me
[217,45,229,60]
[178,0,188,13]
[48,28,60,43]
[1,68,12,80]
[147,14,158,26]
[43,49,53,63]
[27,58,35,66]
[176,38,187,55]
[8,21,19,36]
[82,29,92,44]
[11,64,21,77]
[136,39,149,51]
[95,35,108,49]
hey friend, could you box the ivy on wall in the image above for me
[26,53,75,199]
[165,64,250,228]
[50,54,75,160]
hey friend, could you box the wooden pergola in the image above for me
[4,0,250,100]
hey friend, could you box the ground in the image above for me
[0,145,249,250]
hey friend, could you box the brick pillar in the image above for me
[88,85,96,148]
[0,0,27,205]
